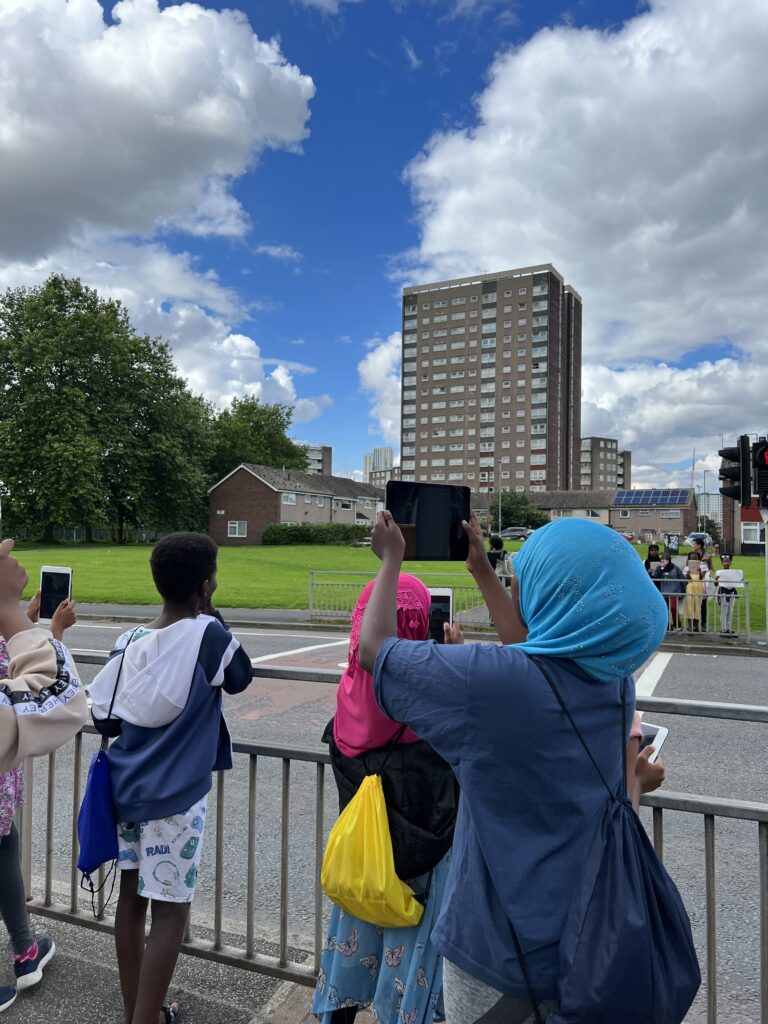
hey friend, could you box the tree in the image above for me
[491,491,550,532]
[209,396,308,483]
[702,516,721,546]
[0,275,214,541]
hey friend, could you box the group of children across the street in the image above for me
[0,518,704,1023]
[643,540,743,635]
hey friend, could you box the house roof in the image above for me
[530,490,618,510]
[209,463,384,501]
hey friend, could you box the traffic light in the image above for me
[718,434,751,506]
[753,437,768,502]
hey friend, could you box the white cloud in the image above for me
[582,357,766,487]
[0,0,315,260]
[400,0,768,473]
[403,39,422,70]
[0,0,330,426]
[294,0,363,12]
[0,240,332,422]
[255,244,303,262]
[358,332,402,445]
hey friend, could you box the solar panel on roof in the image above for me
[615,489,689,506]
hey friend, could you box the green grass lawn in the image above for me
[14,542,503,609]
[12,540,766,631]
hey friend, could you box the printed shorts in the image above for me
[117,797,207,903]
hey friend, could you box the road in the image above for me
[18,621,768,1023]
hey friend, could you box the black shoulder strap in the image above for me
[100,627,140,750]
[362,722,408,777]
[531,656,625,801]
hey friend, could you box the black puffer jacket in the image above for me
[323,718,459,882]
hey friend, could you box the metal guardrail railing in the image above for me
[656,581,751,643]
[308,570,488,625]
[18,721,330,987]
[15,654,768,1020]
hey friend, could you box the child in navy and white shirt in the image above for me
[88,532,252,1024]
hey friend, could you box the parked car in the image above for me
[684,532,713,548]
[615,529,635,543]
[499,526,534,540]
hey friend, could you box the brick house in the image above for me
[208,464,384,546]
[739,499,766,555]
[531,488,697,542]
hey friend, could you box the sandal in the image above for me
[160,1004,180,1023]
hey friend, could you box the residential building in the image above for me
[362,447,393,483]
[298,441,333,476]
[739,499,765,555]
[696,491,723,527]
[618,450,632,489]
[611,488,696,540]
[532,488,697,541]
[529,489,616,526]
[400,264,581,497]
[208,464,383,545]
[579,437,632,490]
[369,464,401,489]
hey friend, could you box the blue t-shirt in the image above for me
[374,638,634,999]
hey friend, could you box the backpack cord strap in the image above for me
[531,656,616,802]
[363,723,408,778]
[620,680,628,800]
[101,627,141,750]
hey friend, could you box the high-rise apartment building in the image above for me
[400,265,581,494]
[362,447,393,483]
[298,442,333,475]
[579,437,632,490]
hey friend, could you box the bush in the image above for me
[261,522,372,546]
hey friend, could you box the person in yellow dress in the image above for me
[684,568,706,633]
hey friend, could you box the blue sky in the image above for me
[152,0,639,472]
[1,0,767,487]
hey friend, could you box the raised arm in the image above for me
[358,511,405,674]
[462,515,527,645]
[0,540,87,770]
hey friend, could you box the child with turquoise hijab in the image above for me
[358,513,670,1024]
[509,519,668,680]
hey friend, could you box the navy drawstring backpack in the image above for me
[509,658,701,1024]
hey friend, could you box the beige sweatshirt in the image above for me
[0,629,87,772]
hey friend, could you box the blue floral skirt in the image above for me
[312,851,450,1024]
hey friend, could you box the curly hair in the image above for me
[150,532,217,603]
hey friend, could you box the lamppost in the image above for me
[498,462,503,532]
[696,485,702,532]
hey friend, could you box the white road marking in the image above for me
[635,652,673,699]
[250,639,348,665]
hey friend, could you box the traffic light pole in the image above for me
[761,506,768,637]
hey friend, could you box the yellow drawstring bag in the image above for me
[321,774,424,928]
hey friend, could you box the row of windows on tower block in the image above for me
[402,282,549,317]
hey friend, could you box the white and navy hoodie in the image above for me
[88,613,251,822]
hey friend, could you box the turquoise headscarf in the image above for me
[511,518,668,682]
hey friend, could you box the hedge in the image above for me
[261,522,372,546]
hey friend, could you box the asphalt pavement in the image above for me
[9,623,768,1023]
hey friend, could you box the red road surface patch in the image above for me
[225,677,336,723]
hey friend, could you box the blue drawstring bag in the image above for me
[76,745,118,881]
[77,630,138,898]
[511,659,701,1024]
